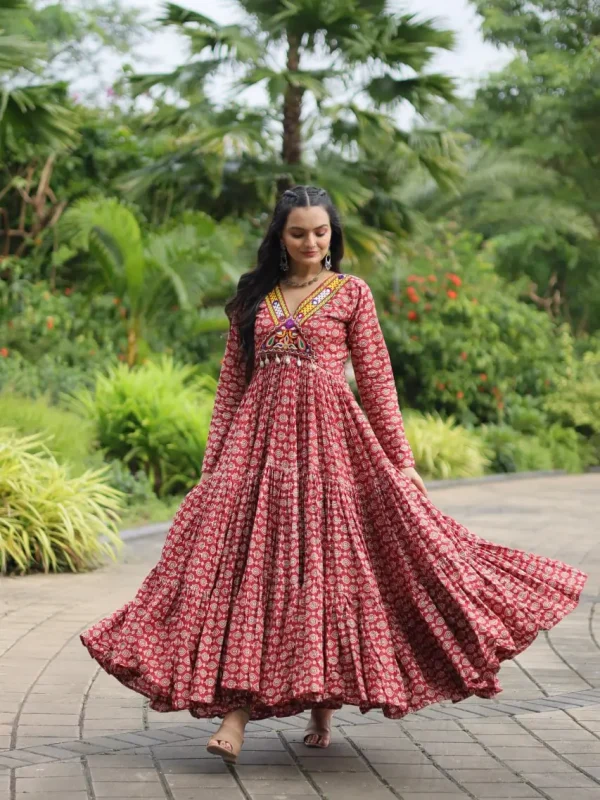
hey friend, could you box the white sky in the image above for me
[99,0,512,128]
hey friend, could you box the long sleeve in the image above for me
[347,278,416,471]
[201,319,248,474]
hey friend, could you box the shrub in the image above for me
[477,423,590,474]
[0,270,122,367]
[542,334,600,466]
[0,428,123,575]
[377,223,571,427]
[0,392,100,476]
[67,356,217,496]
[404,411,492,480]
[0,352,101,404]
[103,459,157,507]
[537,425,592,473]
[544,345,600,436]
[0,271,121,402]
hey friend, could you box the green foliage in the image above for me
[460,0,600,333]
[67,356,217,497]
[5,0,144,96]
[542,335,600,466]
[478,423,590,474]
[377,222,571,426]
[0,351,106,404]
[0,268,123,361]
[544,344,600,436]
[117,491,186,530]
[60,198,236,365]
[103,458,157,507]
[403,411,491,480]
[0,426,123,574]
[0,270,122,401]
[0,392,99,475]
[0,0,78,155]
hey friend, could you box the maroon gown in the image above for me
[81,271,588,720]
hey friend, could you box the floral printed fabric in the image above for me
[81,273,587,721]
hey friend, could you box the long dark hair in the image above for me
[224,185,345,383]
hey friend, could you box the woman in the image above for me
[81,185,587,765]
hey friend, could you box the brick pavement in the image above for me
[1,474,599,800]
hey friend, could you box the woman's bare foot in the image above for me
[207,707,250,759]
[304,708,334,748]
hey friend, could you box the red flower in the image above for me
[407,310,418,321]
[407,275,419,282]
[446,289,458,299]
[406,287,420,303]
[113,297,121,305]
[479,373,488,381]
[436,382,446,391]
[427,275,437,283]
[460,351,468,360]
[0,347,8,357]
[447,273,462,287]
[46,317,54,330]
[64,287,73,296]
[456,390,464,399]
[471,298,478,305]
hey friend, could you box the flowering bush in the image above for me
[377,224,572,427]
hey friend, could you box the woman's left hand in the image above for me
[400,467,428,497]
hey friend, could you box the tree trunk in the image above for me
[126,321,138,368]
[279,32,304,193]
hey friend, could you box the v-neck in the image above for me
[276,271,338,321]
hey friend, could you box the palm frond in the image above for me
[0,83,78,153]
[61,198,145,304]
[0,34,44,70]
[366,73,457,110]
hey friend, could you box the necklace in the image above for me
[280,267,326,289]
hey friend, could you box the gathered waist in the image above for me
[251,354,349,387]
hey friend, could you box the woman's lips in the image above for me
[303,251,319,256]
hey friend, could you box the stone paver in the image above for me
[0,473,599,800]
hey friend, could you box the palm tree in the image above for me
[123,1,462,261]
[61,198,239,366]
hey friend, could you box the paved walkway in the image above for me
[1,474,599,800]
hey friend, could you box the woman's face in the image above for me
[281,206,332,269]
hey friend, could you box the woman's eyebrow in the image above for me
[288,224,329,231]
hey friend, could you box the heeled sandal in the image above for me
[303,712,332,749]
[206,706,250,764]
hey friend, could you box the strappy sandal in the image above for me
[206,707,250,764]
[303,712,332,749]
